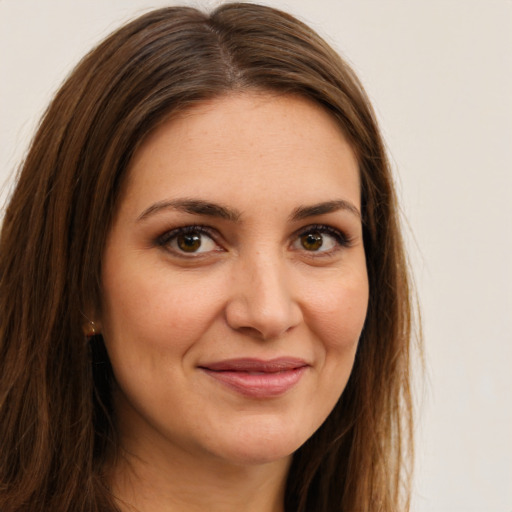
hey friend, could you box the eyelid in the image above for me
[290,224,352,252]
[155,223,353,259]
[156,225,223,256]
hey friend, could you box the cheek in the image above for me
[295,270,368,435]
[304,269,369,350]
[101,263,227,349]
[99,267,229,414]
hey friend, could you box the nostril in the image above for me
[234,323,297,341]
[224,297,302,340]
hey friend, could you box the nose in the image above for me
[224,251,303,340]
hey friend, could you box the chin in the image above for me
[216,444,294,467]
[206,418,313,467]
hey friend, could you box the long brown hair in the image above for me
[0,4,416,511]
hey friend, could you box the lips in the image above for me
[199,357,309,398]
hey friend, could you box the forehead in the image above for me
[121,92,361,215]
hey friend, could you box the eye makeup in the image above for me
[154,221,354,262]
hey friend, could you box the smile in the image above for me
[199,357,309,398]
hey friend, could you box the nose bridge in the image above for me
[225,246,302,339]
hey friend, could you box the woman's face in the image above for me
[100,93,368,469]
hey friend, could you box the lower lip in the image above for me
[201,367,307,398]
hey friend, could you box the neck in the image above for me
[109,433,291,512]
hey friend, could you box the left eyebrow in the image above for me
[136,198,242,222]
[289,200,362,222]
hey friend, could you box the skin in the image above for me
[98,93,369,512]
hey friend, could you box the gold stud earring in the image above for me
[86,321,97,338]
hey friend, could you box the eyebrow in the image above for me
[290,200,361,222]
[137,198,241,222]
[137,198,361,223]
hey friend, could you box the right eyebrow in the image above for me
[136,198,242,223]
[290,199,362,222]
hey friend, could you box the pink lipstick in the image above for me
[199,357,308,398]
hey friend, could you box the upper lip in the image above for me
[199,357,309,373]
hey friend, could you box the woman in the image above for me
[0,3,415,512]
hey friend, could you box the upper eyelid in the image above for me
[292,224,349,241]
[158,224,217,240]
[156,225,221,249]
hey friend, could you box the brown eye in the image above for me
[292,225,346,254]
[301,232,323,251]
[177,233,202,252]
[160,227,219,256]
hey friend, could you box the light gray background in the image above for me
[1,1,511,510]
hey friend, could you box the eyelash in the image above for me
[156,225,219,253]
[156,224,351,257]
[297,224,351,248]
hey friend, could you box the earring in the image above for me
[86,321,97,338]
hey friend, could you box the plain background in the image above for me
[1,1,511,510]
